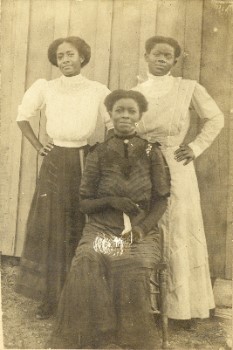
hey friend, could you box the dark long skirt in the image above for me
[49,224,161,349]
[15,146,86,309]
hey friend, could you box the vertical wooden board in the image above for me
[69,0,99,80]
[15,0,56,257]
[2,0,30,255]
[225,14,233,280]
[108,0,124,90]
[88,0,114,145]
[156,0,187,77]
[93,0,113,85]
[182,0,203,80]
[119,0,141,89]
[109,0,141,90]
[138,0,158,80]
[1,0,15,250]
[196,0,232,277]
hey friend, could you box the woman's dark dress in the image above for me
[49,135,170,349]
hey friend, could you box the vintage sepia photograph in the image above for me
[1,0,232,349]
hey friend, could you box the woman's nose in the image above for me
[158,57,166,63]
[62,55,70,63]
[122,111,129,118]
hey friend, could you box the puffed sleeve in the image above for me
[16,79,47,121]
[98,85,114,131]
[79,148,101,200]
[188,83,224,157]
[150,144,171,201]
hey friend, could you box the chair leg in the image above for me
[159,268,169,349]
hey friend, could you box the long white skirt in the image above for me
[159,146,215,319]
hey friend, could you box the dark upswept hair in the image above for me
[47,36,91,67]
[145,36,181,58]
[104,90,148,116]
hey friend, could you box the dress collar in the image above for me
[60,73,86,85]
[114,132,137,140]
[147,71,172,82]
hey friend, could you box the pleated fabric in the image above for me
[15,146,87,308]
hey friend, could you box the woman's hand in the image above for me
[174,144,195,165]
[132,226,145,243]
[38,142,54,156]
[108,197,140,216]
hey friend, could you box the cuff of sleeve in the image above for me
[188,142,203,158]
[16,115,29,122]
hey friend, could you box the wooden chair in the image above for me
[150,231,169,349]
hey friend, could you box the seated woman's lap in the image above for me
[70,223,161,272]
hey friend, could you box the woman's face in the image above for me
[110,98,141,136]
[56,42,84,76]
[145,43,176,76]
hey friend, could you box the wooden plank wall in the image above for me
[1,0,232,279]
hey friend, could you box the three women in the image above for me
[16,33,224,347]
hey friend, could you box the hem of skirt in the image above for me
[168,308,214,320]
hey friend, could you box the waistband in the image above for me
[53,139,87,148]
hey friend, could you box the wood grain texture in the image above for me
[1,0,15,253]
[196,0,232,277]
[2,0,30,255]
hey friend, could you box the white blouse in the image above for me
[17,74,113,147]
[134,74,224,157]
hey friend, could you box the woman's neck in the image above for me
[114,131,136,139]
[148,71,171,79]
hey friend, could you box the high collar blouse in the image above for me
[17,74,113,147]
[146,72,174,97]
[133,74,224,157]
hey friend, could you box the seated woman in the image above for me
[49,90,170,349]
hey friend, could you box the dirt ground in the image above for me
[1,256,232,350]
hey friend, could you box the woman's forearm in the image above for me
[17,120,43,152]
[136,197,168,234]
[80,197,111,214]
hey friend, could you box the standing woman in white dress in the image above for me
[133,36,224,325]
[15,36,113,319]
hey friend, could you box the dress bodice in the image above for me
[134,78,196,147]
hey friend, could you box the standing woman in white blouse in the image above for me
[15,36,113,319]
[133,36,224,327]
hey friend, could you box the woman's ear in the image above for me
[80,56,84,64]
